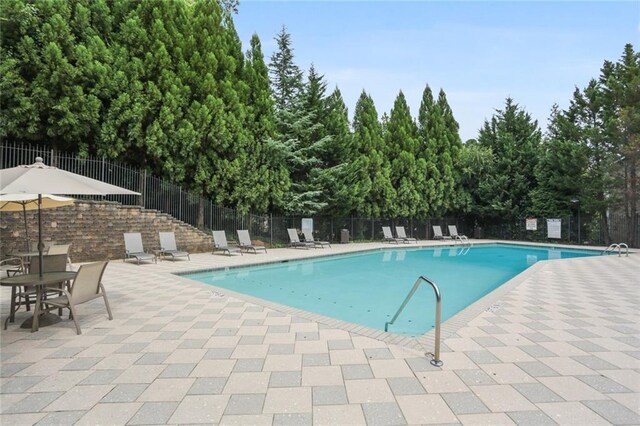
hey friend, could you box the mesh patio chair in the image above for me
[123,233,156,264]
[159,232,190,261]
[237,230,267,254]
[287,229,315,249]
[395,226,417,243]
[432,225,451,240]
[212,231,242,255]
[302,229,331,248]
[382,226,405,244]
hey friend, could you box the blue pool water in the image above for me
[184,244,599,336]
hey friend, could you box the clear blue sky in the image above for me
[234,1,639,141]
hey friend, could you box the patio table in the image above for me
[1,271,76,332]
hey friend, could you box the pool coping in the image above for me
[170,240,631,356]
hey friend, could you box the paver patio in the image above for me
[1,241,638,425]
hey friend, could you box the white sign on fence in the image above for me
[526,218,538,231]
[547,219,562,239]
[301,218,313,232]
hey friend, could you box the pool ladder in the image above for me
[603,243,629,257]
[385,276,443,366]
[454,235,471,246]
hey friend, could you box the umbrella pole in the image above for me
[38,194,43,279]
[23,203,30,252]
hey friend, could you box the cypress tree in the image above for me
[416,85,442,215]
[387,91,422,218]
[436,89,463,213]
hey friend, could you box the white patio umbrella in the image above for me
[0,193,74,252]
[1,157,140,277]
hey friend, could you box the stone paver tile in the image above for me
[361,402,406,426]
[538,376,608,401]
[101,383,148,402]
[189,359,236,377]
[93,353,141,370]
[479,363,537,384]
[608,393,640,415]
[595,351,640,369]
[301,366,343,386]
[233,358,265,372]
[386,377,426,395]
[273,413,311,425]
[416,371,469,393]
[405,357,442,372]
[441,392,490,415]
[2,375,45,393]
[269,343,295,354]
[61,357,103,370]
[488,346,536,363]
[35,411,85,426]
[330,349,367,365]
[162,348,206,364]
[369,359,413,378]
[135,352,170,365]
[187,377,227,395]
[582,399,640,425]
[263,354,302,371]
[572,355,619,370]
[159,363,196,378]
[113,365,166,384]
[43,385,113,411]
[168,394,230,424]
[363,348,394,360]
[470,385,537,412]
[577,374,633,393]
[4,391,63,414]
[231,344,269,359]
[457,412,516,425]
[224,393,266,415]
[513,382,564,403]
[312,385,348,405]
[25,370,90,393]
[345,379,395,403]
[128,401,178,425]
[223,371,270,394]
[295,340,328,354]
[79,369,123,385]
[263,387,312,414]
[270,371,302,387]
[220,414,273,425]
[465,350,502,365]
[341,364,374,379]
[455,369,497,386]
[302,353,330,367]
[537,402,610,425]
[137,377,194,401]
[539,357,596,375]
[515,361,560,378]
[438,351,478,370]
[313,404,366,426]
[397,394,458,424]
[601,369,640,392]
[507,410,558,426]
[75,402,141,426]
[2,413,47,426]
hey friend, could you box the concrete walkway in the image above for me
[1,241,638,425]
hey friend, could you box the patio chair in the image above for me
[42,260,112,335]
[287,229,315,249]
[212,231,242,255]
[159,232,190,261]
[432,225,451,240]
[395,226,417,243]
[123,233,157,264]
[382,226,405,244]
[448,225,467,239]
[237,230,267,254]
[302,229,331,248]
[0,257,24,278]
[47,243,73,270]
[20,254,69,312]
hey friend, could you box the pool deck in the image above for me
[1,240,638,425]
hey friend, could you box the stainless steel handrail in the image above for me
[385,276,443,366]
[603,243,629,257]
[454,235,470,246]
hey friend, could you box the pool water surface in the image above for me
[184,244,599,336]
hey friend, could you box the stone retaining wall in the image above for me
[0,201,213,262]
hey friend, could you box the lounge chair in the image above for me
[432,225,451,240]
[159,232,190,261]
[302,229,331,248]
[237,230,267,254]
[212,231,242,255]
[123,233,156,264]
[42,260,112,335]
[382,226,405,244]
[395,226,417,243]
[448,225,467,239]
[287,229,315,249]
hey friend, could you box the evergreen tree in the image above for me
[416,85,442,215]
[436,89,464,213]
[387,91,423,217]
[350,91,395,217]
[476,98,542,219]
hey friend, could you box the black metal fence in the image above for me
[2,142,637,247]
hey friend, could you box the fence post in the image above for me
[270,213,273,247]
[140,170,146,207]
[101,156,105,183]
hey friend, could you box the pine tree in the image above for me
[416,85,442,215]
[436,89,463,213]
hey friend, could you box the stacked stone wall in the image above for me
[0,201,212,262]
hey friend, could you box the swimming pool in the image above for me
[184,244,599,336]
